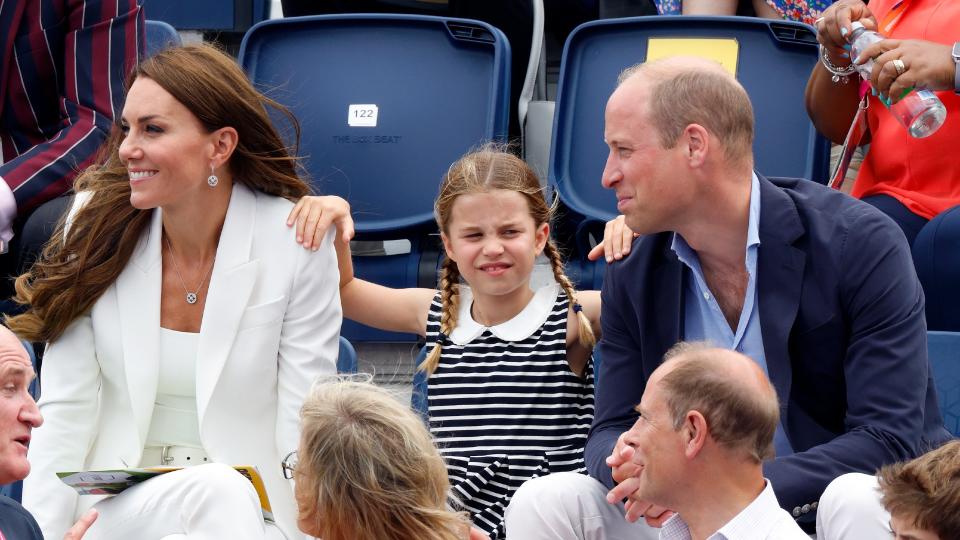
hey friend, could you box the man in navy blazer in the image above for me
[0,0,142,250]
[504,56,951,539]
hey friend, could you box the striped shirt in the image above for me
[425,284,594,538]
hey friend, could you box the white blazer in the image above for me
[23,183,342,540]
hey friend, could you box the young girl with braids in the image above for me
[329,147,599,538]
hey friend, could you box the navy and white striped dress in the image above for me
[425,284,595,538]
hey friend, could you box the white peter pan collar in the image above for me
[448,283,561,345]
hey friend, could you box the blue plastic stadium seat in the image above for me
[239,14,510,342]
[927,331,960,437]
[145,20,182,57]
[337,336,359,374]
[549,16,830,289]
[913,205,960,332]
[142,0,269,32]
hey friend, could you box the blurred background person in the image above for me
[0,0,142,303]
[806,0,960,247]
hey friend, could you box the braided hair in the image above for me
[420,144,594,374]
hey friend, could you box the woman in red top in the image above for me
[806,0,960,247]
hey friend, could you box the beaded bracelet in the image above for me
[819,44,858,84]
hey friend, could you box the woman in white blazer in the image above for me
[8,45,341,540]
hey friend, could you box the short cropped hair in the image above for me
[297,378,469,540]
[878,440,960,539]
[618,61,754,166]
[658,343,779,462]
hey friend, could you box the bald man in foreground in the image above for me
[504,57,950,539]
[607,344,808,539]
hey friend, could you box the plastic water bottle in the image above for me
[848,21,947,138]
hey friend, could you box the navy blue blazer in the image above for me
[588,174,952,519]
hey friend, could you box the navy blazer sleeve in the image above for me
[0,0,143,215]
[764,203,940,513]
[586,262,639,489]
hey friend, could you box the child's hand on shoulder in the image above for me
[587,215,638,263]
[287,195,355,251]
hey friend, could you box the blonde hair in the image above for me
[420,145,595,374]
[298,378,469,540]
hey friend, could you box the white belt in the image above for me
[141,445,210,468]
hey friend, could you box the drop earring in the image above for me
[207,164,219,188]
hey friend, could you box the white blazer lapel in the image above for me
[115,208,163,450]
[196,184,259,429]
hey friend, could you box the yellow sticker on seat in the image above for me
[645,38,740,76]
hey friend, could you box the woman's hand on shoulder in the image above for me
[286,195,354,251]
[587,215,638,263]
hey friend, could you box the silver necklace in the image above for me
[164,234,215,305]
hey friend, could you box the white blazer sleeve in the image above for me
[23,312,100,539]
[275,228,341,458]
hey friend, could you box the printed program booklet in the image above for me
[57,465,274,522]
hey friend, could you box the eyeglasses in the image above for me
[281,450,298,480]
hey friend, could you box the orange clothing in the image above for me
[852,0,960,219]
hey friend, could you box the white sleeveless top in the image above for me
[144,328,202,449]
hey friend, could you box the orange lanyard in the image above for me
[878,0,914,34]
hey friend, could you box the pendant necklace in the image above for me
[164,234,215,305]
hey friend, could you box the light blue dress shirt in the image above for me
[670,173,793,456]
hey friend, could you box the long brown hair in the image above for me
[7,44,310,343]
[420,145,595,374]
[298,377,469,540]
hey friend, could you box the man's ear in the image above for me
[682,124,709,168]
[681,410,708,459]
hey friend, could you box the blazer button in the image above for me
[792,507,801,517]
[812,501,818,509]
[802,504,811,514]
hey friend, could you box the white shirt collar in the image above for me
[448,283,560,345]
[659,480,805,540]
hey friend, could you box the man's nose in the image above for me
[20,394,43,428]
[601,155,621,189]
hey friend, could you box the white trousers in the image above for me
[83,463,287,540]
[816,473,890,540]
[503,472,659,540]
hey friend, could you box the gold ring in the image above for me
[893,58,906,76]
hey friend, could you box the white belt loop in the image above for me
[142,445,210,468]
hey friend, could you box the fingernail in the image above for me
[855,54,863,63]
[871,87,877,96]
[840,27,848,37]
[843,44,851,51]
[606,256,613,263]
